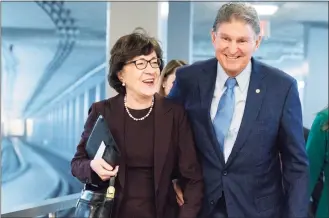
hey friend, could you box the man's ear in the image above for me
[211,29,216,44]
[255,34,262,50]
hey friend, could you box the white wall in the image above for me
[303,26,328,128]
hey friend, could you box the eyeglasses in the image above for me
[126,58,162,70]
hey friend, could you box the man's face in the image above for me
[211,19,261,76]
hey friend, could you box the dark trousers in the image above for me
[209,195,228,218]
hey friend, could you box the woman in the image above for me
[307,107,328,218]
[159,60,186,96]
[71,30,203,218]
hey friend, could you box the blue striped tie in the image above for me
[213,77,237,151]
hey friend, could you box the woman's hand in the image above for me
[172,179,184,206]
[90,158,119,181]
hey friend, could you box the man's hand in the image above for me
[172,179,184,206]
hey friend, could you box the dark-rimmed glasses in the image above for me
[126,58,162,70]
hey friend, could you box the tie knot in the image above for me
[225,77,237,89]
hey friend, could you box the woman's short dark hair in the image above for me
[108,28,164,94]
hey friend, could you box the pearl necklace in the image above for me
[124,95,154,121]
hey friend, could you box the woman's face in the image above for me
[119,51,161,98]
[162,70,176,96]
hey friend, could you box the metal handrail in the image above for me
[1,193,80,218]
[23,62,106,119]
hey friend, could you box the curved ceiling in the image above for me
[1,1,328,119]
[1,2,54,29]
[1,2,107,119]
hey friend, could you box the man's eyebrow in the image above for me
[219,33,251,40]
[218,33,230,37]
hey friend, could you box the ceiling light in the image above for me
[252,5,278,16]
[160,2,169,19]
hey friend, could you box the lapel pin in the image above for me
[256,89,260,93]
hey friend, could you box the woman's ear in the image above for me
[162,78,167,88]
[118,71,124,83]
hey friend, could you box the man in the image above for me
[168,2,309,218]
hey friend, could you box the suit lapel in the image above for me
[199,58,225,165]
[199,58,218,109]
[153,94,172,192]
[225,58,267,167]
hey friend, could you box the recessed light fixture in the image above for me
[252,4,279,16]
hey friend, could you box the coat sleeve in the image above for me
[176,106,204,218]
[306,112,328,196]
[278,80,310,217]
[71,102,107,186]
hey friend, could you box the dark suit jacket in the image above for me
[168,57,309,218]
[304,127,310,142]
[71,94,203,218]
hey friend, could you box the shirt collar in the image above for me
[216,60,252,92]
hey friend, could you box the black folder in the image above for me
[85,115,120,167]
